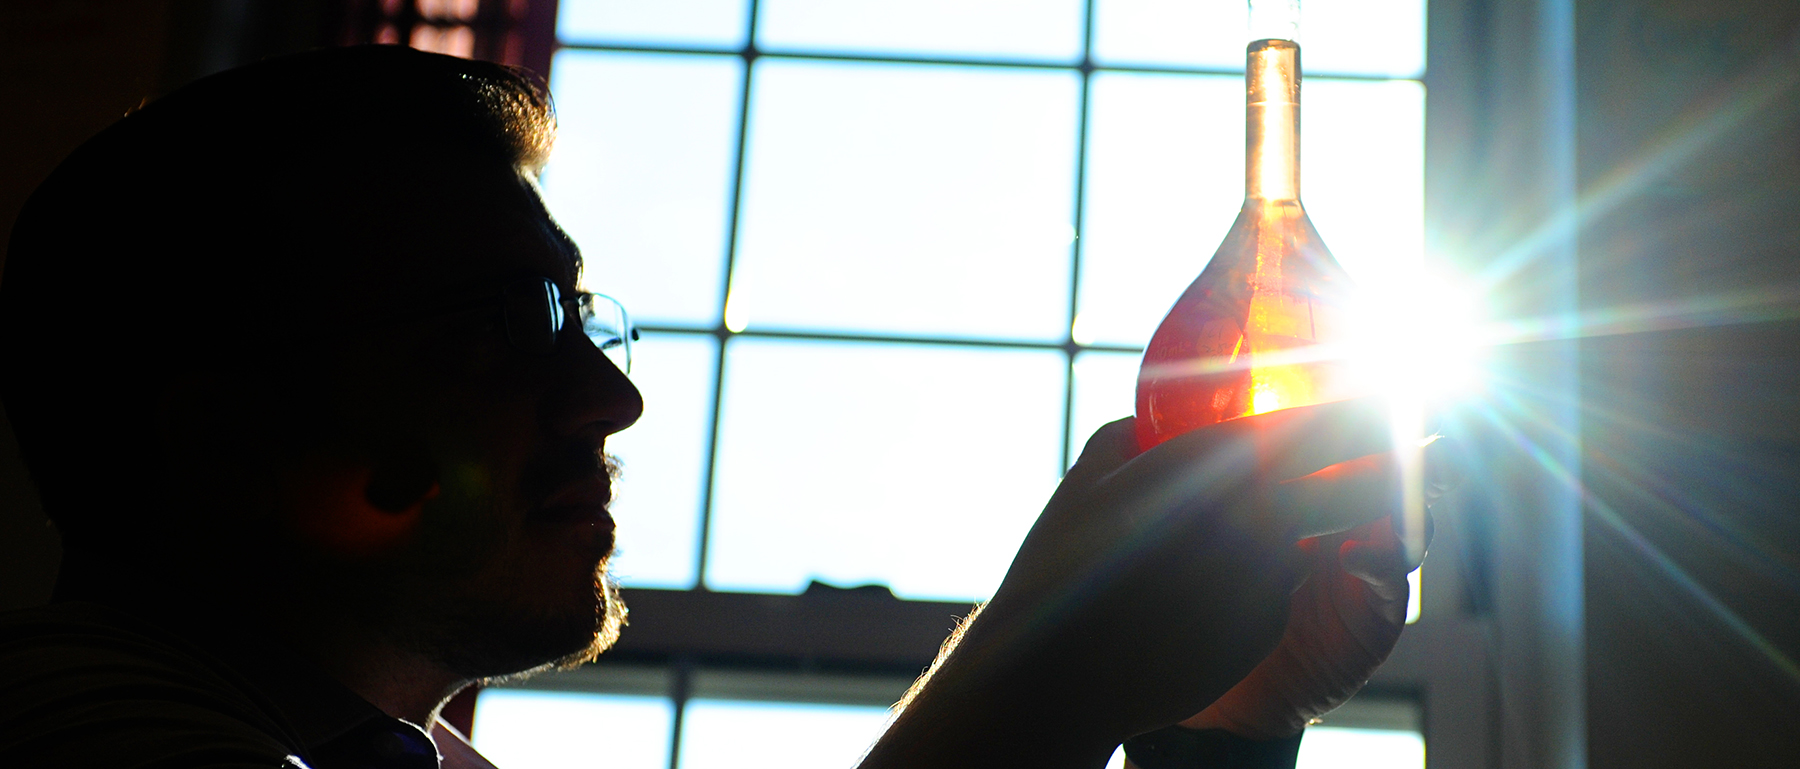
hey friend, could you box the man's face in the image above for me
[311,157,643,679]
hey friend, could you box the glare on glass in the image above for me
[1092,0,1426,79]
[1077,73,1424,348]
[557,0,749,48]
[544,51,742,327]
[471,690,673,769]
[757,0,1085,61]
[707,339,1065,601]
[730,60,1079,341]
[1069,351,1141,469]
[678,700,892,769]
[1295,727,1426,769]
[604,332,718,589]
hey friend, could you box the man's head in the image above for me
[0,46,642,678]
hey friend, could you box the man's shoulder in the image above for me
[0,601,303,768]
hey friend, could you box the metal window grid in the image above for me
[553,0,1419,587]
[538,4,1435,767]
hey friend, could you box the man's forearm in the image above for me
[859,603,1119,769]
[861,669,1120,769]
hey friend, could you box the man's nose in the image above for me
[544,320,643,439]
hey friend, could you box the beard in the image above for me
[496,569,627,681]
[394,551,629,682]
[365,451,630,682]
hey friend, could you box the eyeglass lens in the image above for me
[501,278,562,356]
[579,292,633,375]
[501,277,633,374]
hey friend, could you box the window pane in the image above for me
[1078,72,1242,348]
[606,332,717,589]
[707,339,1065,601]
[545,52,742,327]
[1292,0,1426,79]
[1296,727,1426,769]
[1299,79,1426,287]
[471,690,673,769]
[731,61,1079,341]
[757,0,1085,61]
[1092,0,1426,78]
[558,0,748,48]
[1069,350,1140,468]
[678,700,891,769]
[1078,74,1424,348]
[1092,0,1246,71]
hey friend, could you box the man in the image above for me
[0,47,1434,768]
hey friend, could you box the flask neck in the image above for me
[1245,39,1300,202]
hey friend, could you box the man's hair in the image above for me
[0,46,554,557]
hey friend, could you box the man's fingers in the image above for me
[1273,453,1400,539]
[1269,430,1458,539]
[1338,506,1435,604]
[1338,517,1409,595]
[1423,436,1464,503]
[1393,501,1437,572]
[1130,396,1396,486]
[1075,400,1455,558]
[1224,396,1396,480]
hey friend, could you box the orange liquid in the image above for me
[1134,200,1358,450]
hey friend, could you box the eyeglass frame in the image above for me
[495,276,637,374]
[306,275,636,375]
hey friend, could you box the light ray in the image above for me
[1476,282,1800,348]
[1477,25,1800,290]
[1584,439,1800,597]
[1460,348,1800,686]
[1585,490,1800,684]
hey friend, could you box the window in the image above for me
[546,0,1426,603]
[467,0,1457,766]
[472,666,1427,769]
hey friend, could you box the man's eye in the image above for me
[426,311,506,350]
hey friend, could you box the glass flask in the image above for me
[1134,11,1362,451]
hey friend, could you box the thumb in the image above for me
[1056,417,1137,496]
[1338,518,1410,602]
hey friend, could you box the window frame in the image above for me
[487,2,1505,768]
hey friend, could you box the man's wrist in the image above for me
[1122,725,1303,769]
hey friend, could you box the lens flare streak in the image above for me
[1477,25,1800,290]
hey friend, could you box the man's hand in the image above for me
[1175,437,1454,741]
[861,397,1421,769]
[1177,494,1432,739]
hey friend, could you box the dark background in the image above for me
[2,0,1797,765]
[1574,1,1800,765]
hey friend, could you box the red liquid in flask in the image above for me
[1134,38,1363,451]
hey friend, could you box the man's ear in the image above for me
[281,451,438,558]
[364,444,441,514]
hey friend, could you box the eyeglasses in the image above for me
[500,277,636,374]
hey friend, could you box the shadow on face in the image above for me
[271,156,645,677]
[2,46,642,676]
